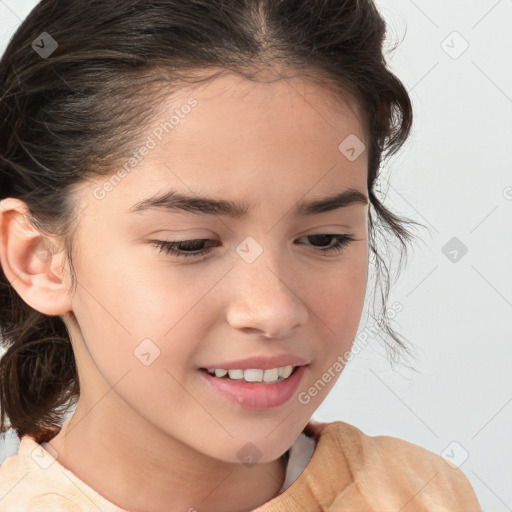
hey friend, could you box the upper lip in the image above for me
[202,354,309,371]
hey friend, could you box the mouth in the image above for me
[198,364,308,410]
[201,365,299,384]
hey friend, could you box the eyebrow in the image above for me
[128,187,368,218]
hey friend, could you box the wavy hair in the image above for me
[0,0,424,444]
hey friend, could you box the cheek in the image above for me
[69,249,203,382]
[69,260,205,428]
[306,253,368,326]
[295,255,368,408]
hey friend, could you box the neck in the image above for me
[47,399,288,512]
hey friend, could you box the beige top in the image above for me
[0,420,481,511]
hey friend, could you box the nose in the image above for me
[225,252,309,339]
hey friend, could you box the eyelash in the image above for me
[150,233,357,260]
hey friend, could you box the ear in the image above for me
[0,197,73,316]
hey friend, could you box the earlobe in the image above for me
[0,197,73,316]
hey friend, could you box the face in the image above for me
[61,72,369,463]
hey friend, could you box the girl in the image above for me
[0,0,481,510]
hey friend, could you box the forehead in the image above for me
[78,72,368,215]
[170,71,365,141]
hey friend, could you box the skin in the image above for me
[0,72,369,512]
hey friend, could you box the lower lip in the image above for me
[199,365,307,410]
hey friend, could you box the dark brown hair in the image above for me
[0,0,425,444]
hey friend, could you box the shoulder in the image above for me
[0,435,125,512]
[0,436,70,511]
[310,420,482,511]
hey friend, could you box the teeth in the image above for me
[207,365,296,383]
[244,369,264,382]
[263,368,279,382]
[279,365,294,379]
[227,369,244,380]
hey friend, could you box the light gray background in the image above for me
[0,1,511,510]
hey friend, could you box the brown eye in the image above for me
[150,239,218,259]
[297,234,356,255]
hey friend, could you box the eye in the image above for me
[297,233,357,255]
[149,233,357,260]
[150,239,219,259]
